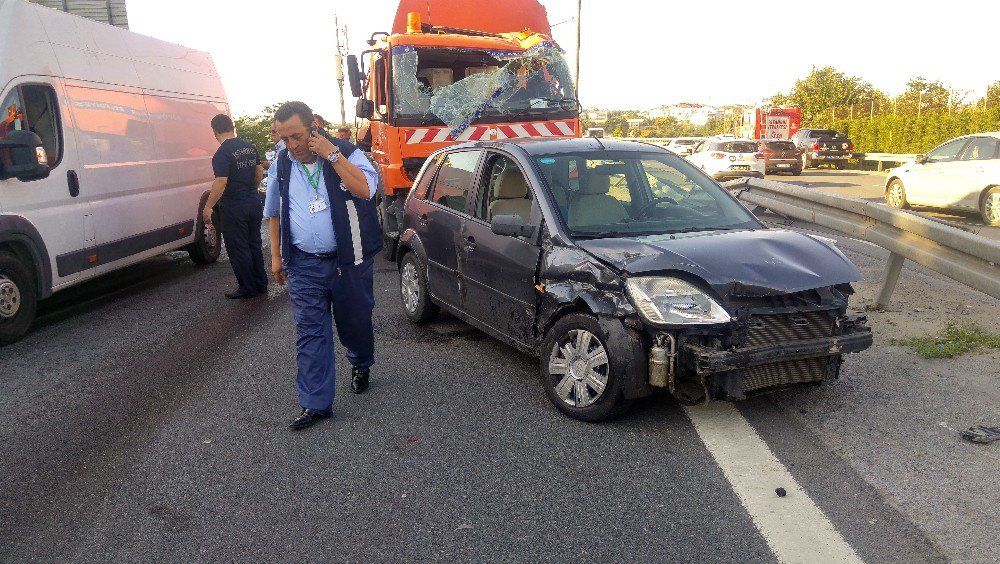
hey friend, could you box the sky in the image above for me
[126,0,998,121]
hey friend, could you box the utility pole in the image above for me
[334,13,346,125]
[574,0,581,97]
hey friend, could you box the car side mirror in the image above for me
[491,214,536,238]
[347,54,363,97]
[914,154,926,164]
[355,98,375,120]
[0,130,51,181]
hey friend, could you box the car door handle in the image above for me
[67,170,80,198]
[419,214,428,226]
[464,236,477,251]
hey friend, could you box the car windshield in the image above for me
[391,43,576,133]
[533,151,760,237]
[719,141,757,153]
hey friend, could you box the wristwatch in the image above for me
[326,149,341,163]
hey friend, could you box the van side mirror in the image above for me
[355,98,375,120]
[491,214,536,238]
[0,130,51,181]
[914,154,926,164]
[347,55,363,97]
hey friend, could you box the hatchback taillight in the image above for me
[846,143,854,152]
[812,142,820,151]
[754,152,764,160]
[710,152,725,159]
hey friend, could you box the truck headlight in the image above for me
[626,277,731,325]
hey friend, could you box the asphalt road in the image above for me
[2,225,997,562]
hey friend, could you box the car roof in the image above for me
[445,137,671,156]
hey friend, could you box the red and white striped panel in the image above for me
[404,120,576,144]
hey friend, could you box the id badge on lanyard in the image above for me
[301,161,328,214]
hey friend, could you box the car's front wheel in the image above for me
[541,314,631,422]
[399,251,438,323]
[981,186,1000,226]
[886,179,909,209]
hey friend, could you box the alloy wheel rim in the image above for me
[889,185,903,207]
[400,261,419,313]
[0,275,21,319]
[548,329,609,408]
[988,193,1000,223]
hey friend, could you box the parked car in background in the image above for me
[756,139,802,175]
[397,137,871,421]
[686,136,765,181]
[665,137,703,156]
[885,132,1000,226]
[790,128,854,169]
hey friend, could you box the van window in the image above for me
[0,84,62,167]
[430,150,482,213]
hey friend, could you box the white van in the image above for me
[0,0,227,344]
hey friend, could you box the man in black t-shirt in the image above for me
[205,114,268,299]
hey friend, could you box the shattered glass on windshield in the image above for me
[391,42,577,137]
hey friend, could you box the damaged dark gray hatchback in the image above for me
[397,138,872,422]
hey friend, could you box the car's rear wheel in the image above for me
[0,251,37,346]
[399,251,438,323]
[981,186,1000,226]
[886,179,909,209]
[541,314,631,422]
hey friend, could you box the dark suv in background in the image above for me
[756,139,803,175]
[396,138,872,422]
[791,128,854,169]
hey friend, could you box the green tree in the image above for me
[896,77,950,116]
[234,102,286,159]
[784,66,872,125]
[984,81,1000,109]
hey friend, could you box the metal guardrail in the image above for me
[863,153,917,171]
[723,177,1000,307]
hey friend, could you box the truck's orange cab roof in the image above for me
[391,0,551,36]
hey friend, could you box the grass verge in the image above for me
[898,323,1000,359]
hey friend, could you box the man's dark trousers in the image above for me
[286,245,375,412]
[220,198,268,295]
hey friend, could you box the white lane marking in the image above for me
[684,403,864,564]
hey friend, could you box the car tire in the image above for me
[187,205,222,265]
[886,179,909,209]
[981,186,1000,226]
[540,313,632,422]
[832,161,844,170]
[399,251,438,323]
[791,167,802,176]
[0,251,37,346]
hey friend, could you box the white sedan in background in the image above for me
[665,137,703,156]
[885,132,1000,225]
[686,136,765,181]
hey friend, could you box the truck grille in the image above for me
[744,310,834,348]
[743,357,830,394]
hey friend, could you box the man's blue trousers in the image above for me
[286,245,375,413]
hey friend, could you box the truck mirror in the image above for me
[355,98,375,120]
[347,55,363,97]
[0,130,51,181]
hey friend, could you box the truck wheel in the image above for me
[886,179,909,209]
[540,313,632,422]
[187,206,221,265]
[981,186,1000,226]
[0,251,37,346]
[379,196,398,261]
[399,251,438,323]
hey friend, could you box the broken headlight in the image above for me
[626,277,731,326]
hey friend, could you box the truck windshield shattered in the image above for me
[391,42,576,135]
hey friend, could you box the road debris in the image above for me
[775,487,787,497]
[960,425,1000,444]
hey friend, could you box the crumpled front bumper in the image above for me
[683,330,872,376]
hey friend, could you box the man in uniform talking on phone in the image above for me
[263,101,382,430]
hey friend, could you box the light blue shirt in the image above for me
[263,148,379,255]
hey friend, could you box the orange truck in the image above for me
[346,0,580,258]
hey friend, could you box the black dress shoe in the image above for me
[225,290,256,299]
[350,367,370,394]
[289,408,331,430]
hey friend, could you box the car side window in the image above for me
[428,150,482,213]
[474,153,533,223]
[1,84,62,168]
[412,154,443,200]
[958,137,999,161]
[925,139,967,164]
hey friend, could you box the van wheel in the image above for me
[188,206,221,264]
[399,252,438,323]
[981,187,1000,226]
[541,314,631,422]
[0,252,37,346]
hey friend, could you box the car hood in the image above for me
[575,229,862,298]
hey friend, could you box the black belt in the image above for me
[294,246,337,260]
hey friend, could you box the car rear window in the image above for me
[813,130,838,138]
[720,142,758,153]
[675,139,697,145]
[765,141,796,151]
